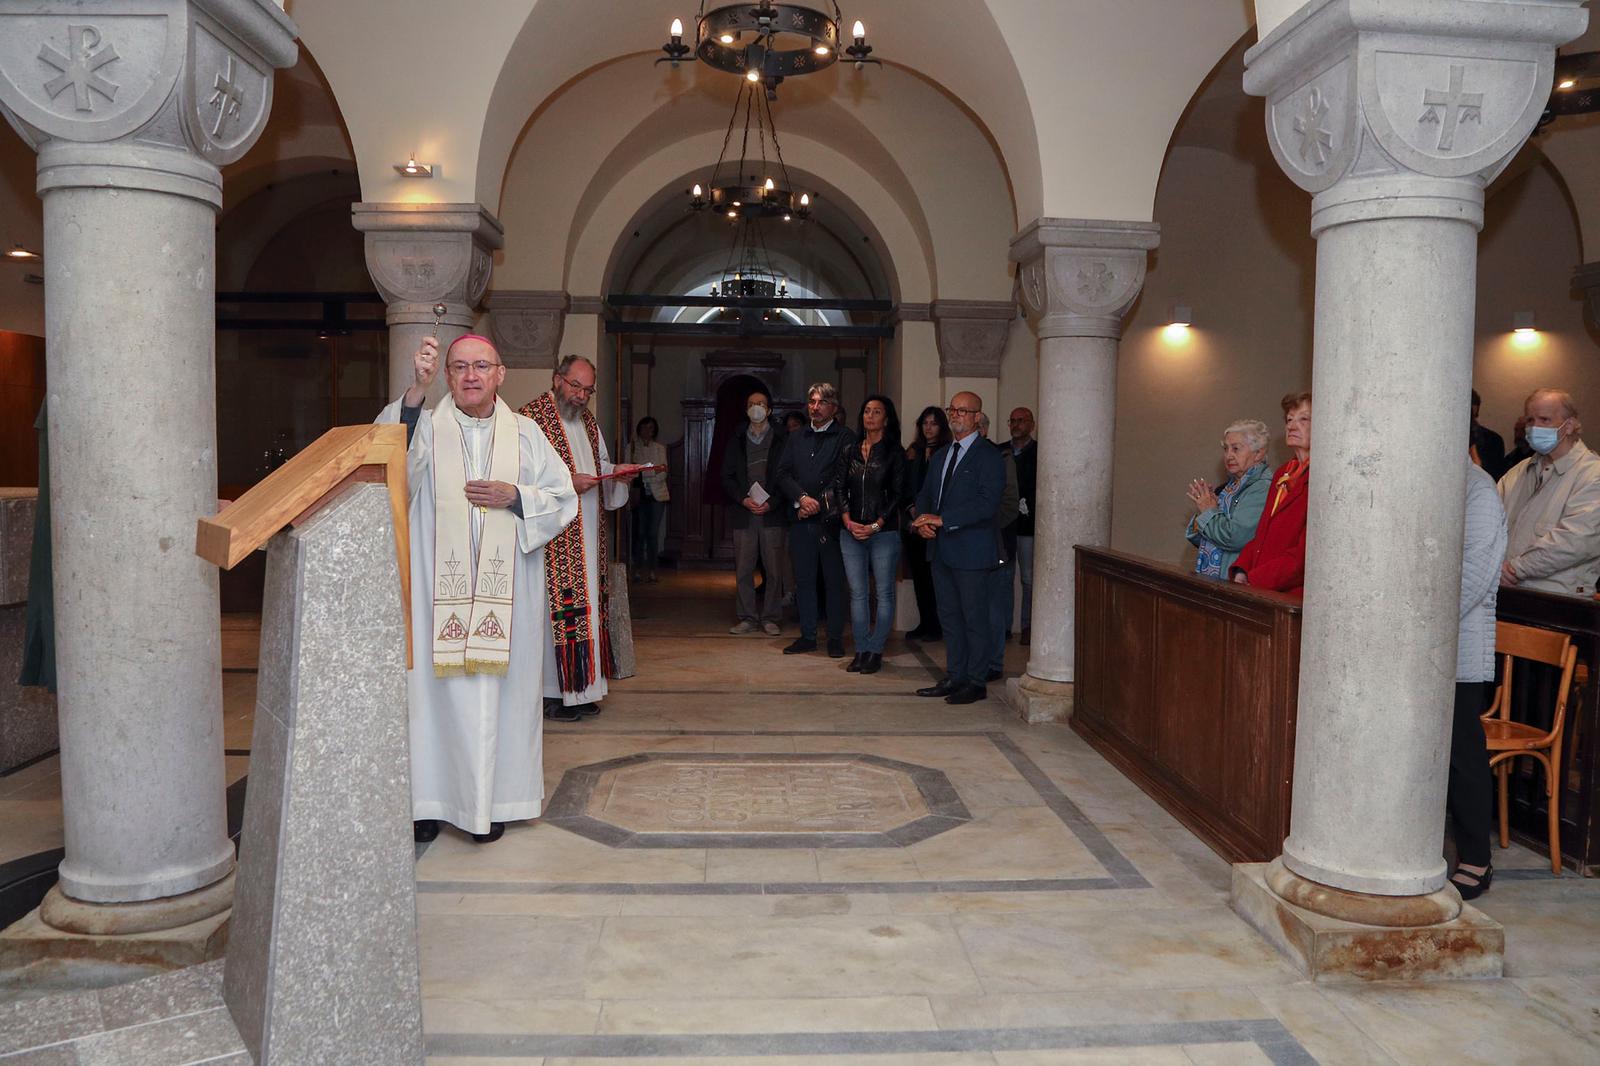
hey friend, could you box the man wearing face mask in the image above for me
[721,387,790,635]
[1499,388,1600,596]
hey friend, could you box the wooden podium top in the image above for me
[196,423,412,664]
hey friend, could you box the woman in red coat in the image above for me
[1230,393,1311,595]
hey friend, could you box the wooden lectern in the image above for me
[196,423,424,1066]
[196,423,412,665]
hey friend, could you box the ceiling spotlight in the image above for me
[394,156,433,178]
[783,213,792,221]
[746,68,761,82]
[720,33,735,44]
[727,210,738,218]
[1512,310,1537,334]
[5,244,40,260]
[1559,77,1578,89]
[815,45,830,56]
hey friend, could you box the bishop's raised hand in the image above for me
[415,337,440,387]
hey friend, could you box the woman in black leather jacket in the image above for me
[903,406,950,641]
[840,395,910,674]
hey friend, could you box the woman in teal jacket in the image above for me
[1185,419,1271,579]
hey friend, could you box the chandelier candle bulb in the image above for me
[670,18,683,39]
[853,20,865,41]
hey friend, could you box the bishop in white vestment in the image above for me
[379,335,577,841]
[520,355,640,717]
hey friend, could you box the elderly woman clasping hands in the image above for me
[1185,419,1272,580]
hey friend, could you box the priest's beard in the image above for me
[557,397,586,421]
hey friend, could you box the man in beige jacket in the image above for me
[1499,388,1600,596]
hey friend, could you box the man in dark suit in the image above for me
[774,381,854,657]
[1470,389,1507,479]
[910,392,1006,704]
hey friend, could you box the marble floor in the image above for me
[3,570,1600,1064]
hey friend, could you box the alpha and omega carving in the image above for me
[1418,64,1483,152]
[206,54,241,136]
[39,24,120,112]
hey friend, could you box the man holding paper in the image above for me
[721,386,790,635]
[520,355,645,721]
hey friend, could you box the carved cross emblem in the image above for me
[1419,64,1483,152]
[208,56,244,137]
[1076,261,1114,303]
[1292,87,1334,165]
[38,24,120,112]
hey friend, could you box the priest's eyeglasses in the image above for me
[447,360,503,375]
[558,374,597,397]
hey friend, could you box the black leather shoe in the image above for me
[986,669,1004,683]
[543,702,581,722]
[827,639,845,658]
[471,822,506,844]
[905,626,928,641]
[923,630,944,642]
[413,819,440,843]
[945,683,988,705]
[784,638,818,654]
[860,652,882,674]
[917,679,957,698]
[577,703,601,717]
[846,653,864,672]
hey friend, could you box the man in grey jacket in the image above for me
[1499,388,1600,596]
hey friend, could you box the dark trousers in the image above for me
[904,531,940,634]
[1448,680,1495,868]
[789,521,846,641]
[988,559,1015,672]
[932,558,993,687]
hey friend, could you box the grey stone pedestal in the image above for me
[0,489,55,773]
[222,483,422,1065]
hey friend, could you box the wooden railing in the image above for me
[1073,546,1302,863]
[195,423,411,664]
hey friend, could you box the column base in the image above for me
[1230,861,1502,983]
[1003,674,1074,723]
[42,870,235,935]
[0,900,229,992]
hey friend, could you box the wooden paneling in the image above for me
[1073,547,1302,863]
[0,332,45,488]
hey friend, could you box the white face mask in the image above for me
[748,405,769,424]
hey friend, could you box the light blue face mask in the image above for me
[1528,424,1563,455]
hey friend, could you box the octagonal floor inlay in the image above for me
[544,753,972,848]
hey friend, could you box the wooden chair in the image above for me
[1482,620,1578,876]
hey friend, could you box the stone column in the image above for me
[1004,220,1159,723]
[352,203,504,404]
[1230,0,1585,977]
[0,0,297,935]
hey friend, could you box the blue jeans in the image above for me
[840,530,901,654]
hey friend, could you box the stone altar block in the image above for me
[0,488,56,773]
[223,483,423,1064]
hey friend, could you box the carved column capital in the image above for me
[1244,0,1586,234]
[1008,218,1160,341]
[0,0,298,205]
[352,202,505,329]
[483,289,569,370]
[930,299,1014,378]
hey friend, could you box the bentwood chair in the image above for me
[1482,620,1578,876]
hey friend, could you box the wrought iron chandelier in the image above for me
[659,1,878,98]
[689,74,811,221]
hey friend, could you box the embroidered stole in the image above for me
[520,392,616,694]
[431,396,520,677]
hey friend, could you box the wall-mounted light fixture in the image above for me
[1162,304,1193,343]
[5,243,40,261]
[394,155,434,178]
[1512,310,1540,349]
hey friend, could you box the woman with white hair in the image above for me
[1185,418,1272,580]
